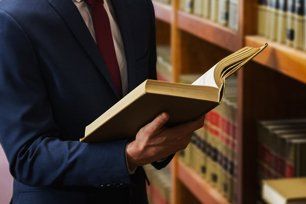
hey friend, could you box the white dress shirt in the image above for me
[73,0,128,95]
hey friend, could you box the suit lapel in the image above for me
[110,0,138,92]
[48,0,120,99]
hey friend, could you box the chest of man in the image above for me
[15,0,154,139]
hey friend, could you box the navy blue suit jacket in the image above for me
[0,0,172,203]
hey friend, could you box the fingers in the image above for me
[143,112,169,136]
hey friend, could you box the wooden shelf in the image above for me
[153,1,172,24]
[177,160,229,204]
[147,185,168,204]
[177,11,241,51]
[245,35,306,84]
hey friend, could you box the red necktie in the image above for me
[86,0,122,95]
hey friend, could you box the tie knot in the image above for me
[85,0,103,6]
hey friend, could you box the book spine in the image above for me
[200,126,208,180]
[204,114,215,186]
[269,0,279,41]
[265,0,272,38]
[293,0,304,49]
[185,0,194,13]
[206,112,219,187]
[286,0,296,46]
[222,102,232,200]
[193,0,204,16]
[285,140,296,177]
[276,0,287,43]
[180,0,186,11]
[304,0,306,50]
[189,133,197,169]
[230,102,238,203]
[258,0,268,36]
[214,106,225,194]
[194,129,205,175]
[228,0,239,30]
[202,0,211,18]
[210,0,220,22]
[218,0,229,26]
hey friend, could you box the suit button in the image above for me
[100,184,104,188]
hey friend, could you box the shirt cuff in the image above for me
[125,151,137,174]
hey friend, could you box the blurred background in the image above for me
[146,0,306,204]
[1,0,306,204]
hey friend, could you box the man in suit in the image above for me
[0,0,203,203]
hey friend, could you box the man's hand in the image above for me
[126,112,204,170]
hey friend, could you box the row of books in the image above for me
[180,0,239,30]
[257,0,306,50]
[179,76,238,203]
[257,118,306,180]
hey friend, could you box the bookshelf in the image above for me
[245,36,306,84]
[153,1,172,24]
[177,161,229,204]
[152,1,306,204]
[177,11,241,51]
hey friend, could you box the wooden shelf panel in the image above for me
[245,35,306,84]
[153,1,172,24]
[177,11,241,51]
[177,160,229,204]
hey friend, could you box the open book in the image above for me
[80,44,268,142]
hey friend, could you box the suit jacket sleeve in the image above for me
[0,9,131,188]
[147,1,174,170]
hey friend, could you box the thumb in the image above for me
[144,112,169,136]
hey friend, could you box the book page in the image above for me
[192,65,218,88]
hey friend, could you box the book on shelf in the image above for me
[276,0,287,43]
[179,76,238,203]
[202,0,211,18]
[193,0,203,16]
[218,0,230,26]
[210,0,220,22]
[304,1,306,50]
[228,0,239,30]
[293,0,304,49]
[180,0,194,13]
[268,0,279,41]
[262,177,306,204]
[80,44,267,143]
[286,0,296,46]
[258,0,268,37]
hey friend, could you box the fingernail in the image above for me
[162,112,169,119]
